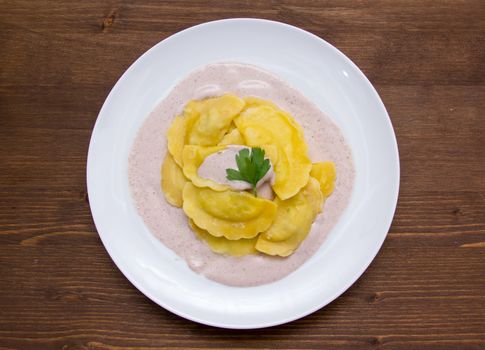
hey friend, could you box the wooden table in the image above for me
[1,1,484,349]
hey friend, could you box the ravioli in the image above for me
[186,94,245,146]
[255,177,324,257]
[311,162,336,197]
[167,114,192,167]
[235,105,312,200]
[161,94,337,258]
[189,220,257,256]
[161,153,187,207]
[183,182,277,240]
[167,94,245,166]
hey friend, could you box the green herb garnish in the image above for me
[226,147,271,196]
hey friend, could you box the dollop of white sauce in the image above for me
[197,145,275,200]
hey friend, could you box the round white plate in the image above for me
[87,18,399,329]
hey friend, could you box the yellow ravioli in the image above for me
[167,94,245,166]
[167,114,193,167]
[311,162,336,197]
[163,94,337,258]
[160,153,188,207]
[242,98,305,133]
[189,220,257,256]
[183,182,277,240]
[255,177,324,257]
[235,105,312,200]
[186,94,245,146]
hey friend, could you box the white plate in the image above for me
[87,19,399,329]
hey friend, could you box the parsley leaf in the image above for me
[226,147,271,196]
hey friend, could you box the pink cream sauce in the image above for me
[128,63,355,287]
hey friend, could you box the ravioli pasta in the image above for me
[161,94,336,257]
[255,177,323,257]
[183,182,277,240]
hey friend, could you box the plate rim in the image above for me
[87,18,400,329]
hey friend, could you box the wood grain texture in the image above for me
[1,0,484,349]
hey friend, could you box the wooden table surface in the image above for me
[1,1,484,349]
